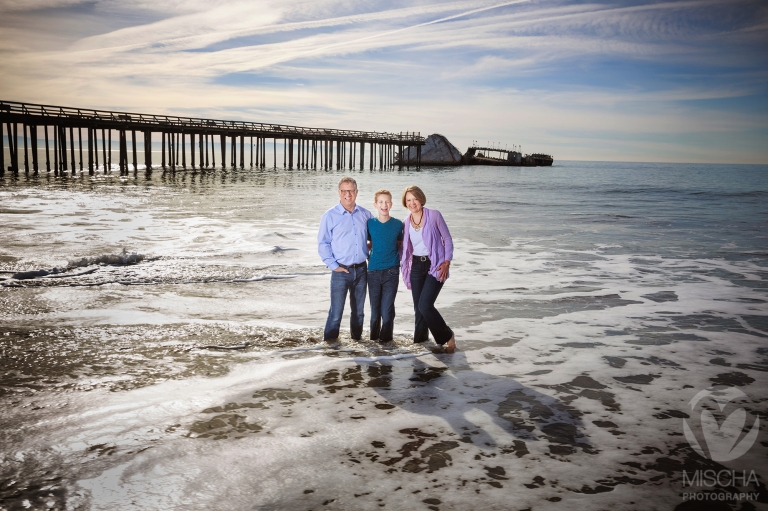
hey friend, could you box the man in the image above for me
[318,176,372,342]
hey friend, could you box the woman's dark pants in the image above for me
[409,256,453,345]
[368,266,399,342]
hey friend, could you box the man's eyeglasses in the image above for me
[339,189,357,196]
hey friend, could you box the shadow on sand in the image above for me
[332,350,598,457]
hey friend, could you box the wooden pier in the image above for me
[0,100,425,177]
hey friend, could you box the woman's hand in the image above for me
[437,261,450,281]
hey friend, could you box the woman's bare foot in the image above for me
[445,334,456,354]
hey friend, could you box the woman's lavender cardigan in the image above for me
[400,207,454,290]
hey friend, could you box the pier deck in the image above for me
[0,100,425,176]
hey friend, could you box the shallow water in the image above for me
[1,162,767,510]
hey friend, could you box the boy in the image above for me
[367,189,404,343]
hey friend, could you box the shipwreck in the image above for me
[399,134,553,167]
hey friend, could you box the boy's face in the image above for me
[375,195,392,216]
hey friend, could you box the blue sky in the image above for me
[1,0,766,163]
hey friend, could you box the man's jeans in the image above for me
[368,266,399,342]
[410,257,453,345]
[324,264,367,341]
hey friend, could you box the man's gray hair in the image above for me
[338,176,357,190]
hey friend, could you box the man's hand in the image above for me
[334,266,350,273]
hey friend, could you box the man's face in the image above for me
[338,183,358,209]
[374,195,392,216]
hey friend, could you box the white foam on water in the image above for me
[0,187,320,275]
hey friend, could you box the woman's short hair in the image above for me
[338,176,357,190]
[401,186,426,207]
[374,189,392,202]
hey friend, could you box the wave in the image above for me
[68,249,150,268]
[9,249,151,280]
[231,275,296,282]
[58,274,297,287]
[4,273,299,287]
[690,190,768,199]
[10,267,99,280]
[268,246,298,253]
[598,188,768,199]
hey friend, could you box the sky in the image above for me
[0,0,766,163]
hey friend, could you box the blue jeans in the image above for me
[368,266,399,342]
[324,264,367,341]
[410,256,453,345]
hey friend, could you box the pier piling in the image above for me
[144,131,151,172]
[102,129,107,174]
[31,125,38,175]
[105,129,109,173]
[8,123,15,175]
[69,126,75,174]
[23,124,29,174]
[0,123,4,176]
[132,130,138,172]
[92,128,97,174]
[78,127,83,172]
[204,134,209,168]
[219,134,225,169]
[44,126,50,173]
[53,124,58,176]
[61,125,69,174]
[87,128,93,175]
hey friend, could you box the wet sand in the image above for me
[2,321,767,510]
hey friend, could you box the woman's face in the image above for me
[405,192,422,214]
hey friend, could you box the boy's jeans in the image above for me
[368,266,399,342]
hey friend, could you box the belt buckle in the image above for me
[419,256,428,262]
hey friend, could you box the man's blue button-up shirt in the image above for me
[318,203,373,270]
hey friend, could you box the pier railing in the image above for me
[1,100,425,176]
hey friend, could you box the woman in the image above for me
[400,185,456,353]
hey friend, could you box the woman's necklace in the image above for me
[412,211,424,231]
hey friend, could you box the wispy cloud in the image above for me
[0,0,766,163]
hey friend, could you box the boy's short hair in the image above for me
[401,185,427,207]
[374,189,392,202]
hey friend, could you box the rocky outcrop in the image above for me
[400,134,462,166]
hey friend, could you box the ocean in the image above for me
[1,161,767,510]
